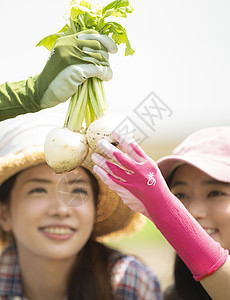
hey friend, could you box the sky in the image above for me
[0,0,230,157]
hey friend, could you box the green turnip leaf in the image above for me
[37,0,135,56]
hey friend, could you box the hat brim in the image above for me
[157,154,230,183]
[0,146,145,241]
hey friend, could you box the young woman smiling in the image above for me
[92,127,230,300]
[0,110,162,300]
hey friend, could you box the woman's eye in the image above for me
[72,188,88,195]
[174,192,187,201]
[208,190,225,197]
[28,187,47,194]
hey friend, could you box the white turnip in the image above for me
[44,127,88,173]
[86,113,125,154]
[44,82,89,173]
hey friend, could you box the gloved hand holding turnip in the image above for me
[43,31,117,173]
[92,133,229,283]
[36,29,117,109]
[42,0,135,173]
[0,30,115,121]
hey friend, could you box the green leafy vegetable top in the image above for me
[37,0,134,56]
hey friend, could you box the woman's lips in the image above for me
[39,226,76,240]
[203,227,218,236]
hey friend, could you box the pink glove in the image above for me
[92,133,229,281]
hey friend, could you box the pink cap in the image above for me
[157,127,230,183]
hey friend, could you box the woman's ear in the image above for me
[0,203,12,232]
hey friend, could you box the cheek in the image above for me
[210,203,230,234]
[215,208,230,251]
[27,198,48,211]
[11,198,48,223]
[74,200,95,224]
[211,202,230,219]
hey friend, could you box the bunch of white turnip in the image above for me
[44,111,125,173]
[39,0,134,173]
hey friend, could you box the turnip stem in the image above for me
[73,81,88,130]
[64,88,78,127]
[66,80,88,131]
[85,100,95,129]
[88,78,99,114]
[86,100,96,127]
[98,79,108,112]
[85,105,90,129]
[92,78,108,117]
[65,76,108,132]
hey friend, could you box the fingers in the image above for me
[130,143,148,160]
[82,47,109,61]
[77,64,113,81]
[111,130,138,159]
[96,139,136,171]
[78,33,118,54]
[112,130,148,162]
[92,152,130,181]
[93,165,128,189]
[93,65,113,81]
[96,139,122,162]
[93,164,114,185]
[93,165,150,216]
[81,55,109,66]
[91,153,116,174]
[43,64,113,107]
[79,41,109,66]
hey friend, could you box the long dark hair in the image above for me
[173,254,212,300]
[0,167,122,300]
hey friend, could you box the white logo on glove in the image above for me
[147,172,156,186]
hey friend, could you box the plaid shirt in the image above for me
[0,243,162,300]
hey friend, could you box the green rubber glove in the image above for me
[0,30,117,121]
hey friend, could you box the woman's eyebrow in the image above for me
[26,178,52,184]
[66,179,89,185]
[170,181,188,188]
[202,180,230,187]
[25,178,89,185]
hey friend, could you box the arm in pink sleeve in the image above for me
[92,135,228,281]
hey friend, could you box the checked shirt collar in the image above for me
[0,241,23,299]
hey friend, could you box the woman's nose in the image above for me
[46,193,72,218]
[187,198,208,220]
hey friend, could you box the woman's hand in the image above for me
[36,29,117,108]
[92,132,229,283]
[91,131,172,219]
[0,30,117,121]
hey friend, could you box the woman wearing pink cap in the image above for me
[92,127,230,300]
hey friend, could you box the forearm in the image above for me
[152,195,228,280]
[0,76,42,121]
[200,256,230,300]
[92,138,229,282]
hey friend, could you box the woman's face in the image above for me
[1,164,95,260]
[170,164,230,251]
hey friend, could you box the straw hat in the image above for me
[0,106,145,242]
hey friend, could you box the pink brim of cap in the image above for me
[157,154,230,183]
